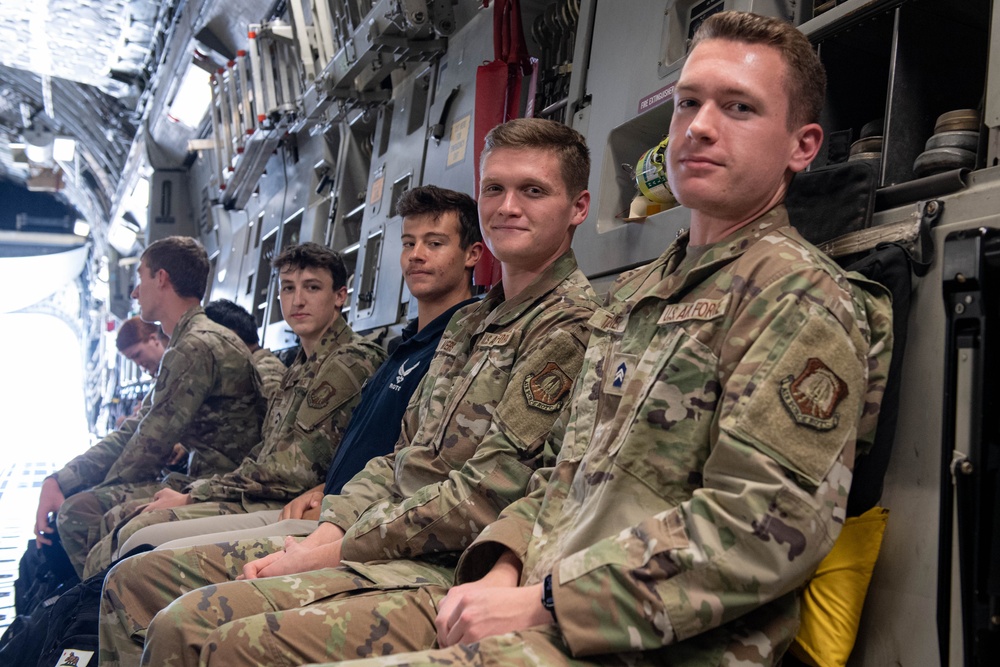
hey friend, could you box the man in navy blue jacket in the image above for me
[114,185,484,552]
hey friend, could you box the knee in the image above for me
[201,621,266,667]
[145,604,188,659]
[57,492,101,532]
[102,558,138,611]
[104,552,178,624]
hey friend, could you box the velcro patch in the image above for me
[658,294,730,325]
[523,362,573,412]
[603,352,637,397]
[780,358,848,431]
[307,380,336,409]
[588,308,624,332]
[479,331,514,348]
[721,305,864,487]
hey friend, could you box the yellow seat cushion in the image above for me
[790,506,890,667]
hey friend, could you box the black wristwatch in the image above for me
[541,573,556,619]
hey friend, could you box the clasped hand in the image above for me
[433,551,551,647]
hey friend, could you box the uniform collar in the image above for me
[297,315,353,364]
[168,305,205,346]
[613,206,791,305]
[470,250,580,330]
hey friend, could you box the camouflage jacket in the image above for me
[252,347,287,401]
[93,307,263,487]
[456,207,894,664]
[53,393,151,496]
[187,316,385,510]
[321,250,599,576]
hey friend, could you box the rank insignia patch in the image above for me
[308,381,336,409]
[612,361,627,389]
[523,362,573,412]
[779,358,848,431]
[603,352,636,397]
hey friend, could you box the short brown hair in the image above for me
[691,11,826,128]
[482,118,590,195]
[141,236,210,299]
[272,242,347,290]
[396,185,482,249]
[116,317,162,352]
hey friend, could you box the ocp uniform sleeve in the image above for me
[53,396,152,495]
[454,398,573,581]
[104,342,217,484]
[549,270,891,656]
[338,313,592,563]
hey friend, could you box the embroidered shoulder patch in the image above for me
[523,362,574,412]
[308,381,336,409]
[779,358,848,431]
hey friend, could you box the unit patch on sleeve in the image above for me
[523,362,574,412]
[779,357,848,431]
[307,380,336,409]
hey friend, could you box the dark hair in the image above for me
[691,11,826,128]
[396,185,482,249]
[271,242,347,290]
[205,299,259,346]
[482,118,590,195]
[141,236,210,300]
[116,317,162,352]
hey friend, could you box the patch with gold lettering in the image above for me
[658,294,730,325]
[523,362,573,412]
[779,358,848,431]
[307,381,336,409]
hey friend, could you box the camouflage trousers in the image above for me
[55,481,165,578]
[305,626,618,667]
[99,536,454,667]
[81,499,250,578]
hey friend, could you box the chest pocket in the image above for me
[433,330,521,468]
[610,326,721,504]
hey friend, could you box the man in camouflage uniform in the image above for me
[99,118,600,667]
[120,13,894,667]
[80,245,386,577]
[108,185,485,555]
[42,236,262,579]
[157,299,288,472]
